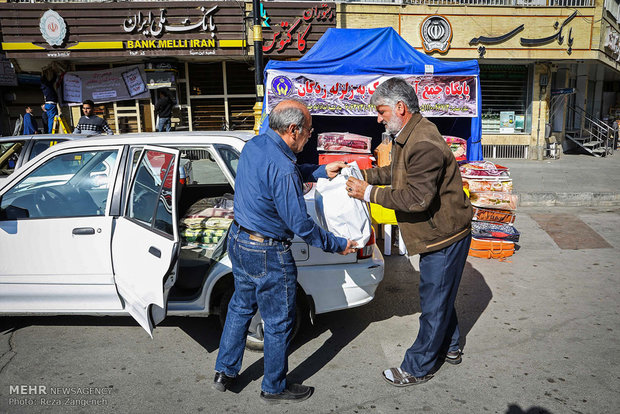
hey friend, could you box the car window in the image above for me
[215,145,239,179]
[29,139,65,161]
[130,146,229,185]
[128,149,175,236]
[0,140,26,177]
[0,149,118,220]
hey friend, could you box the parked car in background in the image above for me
[0,132,384,348]
[0,134,86,181]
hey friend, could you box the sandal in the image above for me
[382,368,433,387]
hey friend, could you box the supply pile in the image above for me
[317,132,374,169]
[180,194,234,261]
[460,161,520,259]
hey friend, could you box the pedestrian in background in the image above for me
[74,100,113,135]
[40,104,49,134]
[40,73,58,134]
[154,89,175,132]
[347,77,473,387]
[213,99,357,404]
[22,107,38,135]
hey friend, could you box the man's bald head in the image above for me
[269,99,309,134]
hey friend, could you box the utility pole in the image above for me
[252,0,264,135]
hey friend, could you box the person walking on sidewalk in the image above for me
[22,107,38,135]
[74,100,113,135]
[40,73,58,134]
[346,77,473,386]
[213,99,357,403]
[154,89,175,132]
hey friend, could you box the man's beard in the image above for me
[385,115,403,135]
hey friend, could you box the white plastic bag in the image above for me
[315,162,371,247]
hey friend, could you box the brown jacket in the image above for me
[362,113,472,255]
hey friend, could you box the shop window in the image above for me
[226,62,255,94]
[228,98,255,131]
[191,99,226,131]
[189,63,224,95]
[480,65,532,134]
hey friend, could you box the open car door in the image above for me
[111,146,180,337]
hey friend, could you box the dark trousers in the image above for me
[401,233,471,377]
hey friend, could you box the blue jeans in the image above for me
[215,223,297,394]
[401,233,471,377]
[45,103,57,133]
[157,117,171,132]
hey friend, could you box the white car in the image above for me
[0,132,384,345]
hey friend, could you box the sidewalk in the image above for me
[488,153,620,206]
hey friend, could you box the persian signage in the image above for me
[265,71,477,117]
[0,2,246,59]
[261,2,336,56]
[63,65,150,104]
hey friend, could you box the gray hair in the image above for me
[370,77,420,114]
[269,103,306,134]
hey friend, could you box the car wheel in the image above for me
[218,286,303,353]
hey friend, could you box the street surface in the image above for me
[1,206,619,414]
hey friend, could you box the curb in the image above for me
[517,192,620,207]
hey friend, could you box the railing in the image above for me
[567,104,615,156]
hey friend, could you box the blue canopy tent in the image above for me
[260,27,482,161]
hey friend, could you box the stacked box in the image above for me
[317,132,374,171]
[461,161,520,260]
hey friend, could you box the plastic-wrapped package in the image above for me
[469,237,515,259]
[317,132,372,154]
[470,191,518,211]
[181,194,234,229]
[464,178,513,193]
[460,161,510,179]
[472,221,520,242]
[443,136,467,162]
[472,207,516,225]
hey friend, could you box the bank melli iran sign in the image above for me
[266,71,477,117]
[0,2,245,58]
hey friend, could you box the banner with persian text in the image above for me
[63,64,150,104]
[265,71,477,117]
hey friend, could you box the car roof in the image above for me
[47,131,254,150]
[0,133,85,143]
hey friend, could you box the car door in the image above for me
[111,146,180,337]
[0,145,123,312]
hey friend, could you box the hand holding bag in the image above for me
[314,162,371,247]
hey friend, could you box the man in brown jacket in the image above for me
[347,77,472,386]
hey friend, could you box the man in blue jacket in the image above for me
[22,107,38,135]
[214,99,357,404]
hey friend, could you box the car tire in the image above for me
[218,286,303,353]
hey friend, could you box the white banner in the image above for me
[63,64,150,104]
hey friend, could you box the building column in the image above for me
[574,63,589,131]
[531,63,551,160]
[592,65,606,120]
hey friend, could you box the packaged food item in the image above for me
[468,237,515,259]
[460,161,510,179]
[472,221,520,242]
[317,132,372,154]
[443,136,467,162]
[181,194,234,229]
[463,178,513,193]
[469,191,517,211]
[318,153,374,170]
[472,207,516,224]
[374,138,392,167]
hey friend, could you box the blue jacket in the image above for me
[22,113,37,135]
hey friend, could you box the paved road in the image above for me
[1,207,619,414]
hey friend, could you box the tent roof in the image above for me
[265,27,479,76]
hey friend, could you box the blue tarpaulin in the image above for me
[261,27,482,161]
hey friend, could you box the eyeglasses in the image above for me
[305,126,314,134]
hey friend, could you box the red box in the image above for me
[318,153,374,170]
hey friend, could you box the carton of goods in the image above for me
[472,207,516,224]
[468,237,515,259]
[181,195,234,229]
[443,136,467,162]
[472,221,520,242]
[317,132,372,154]
[318,153,374,170]
[470,191,517,211]
[460,161,510,179]
[463,178,513,193]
